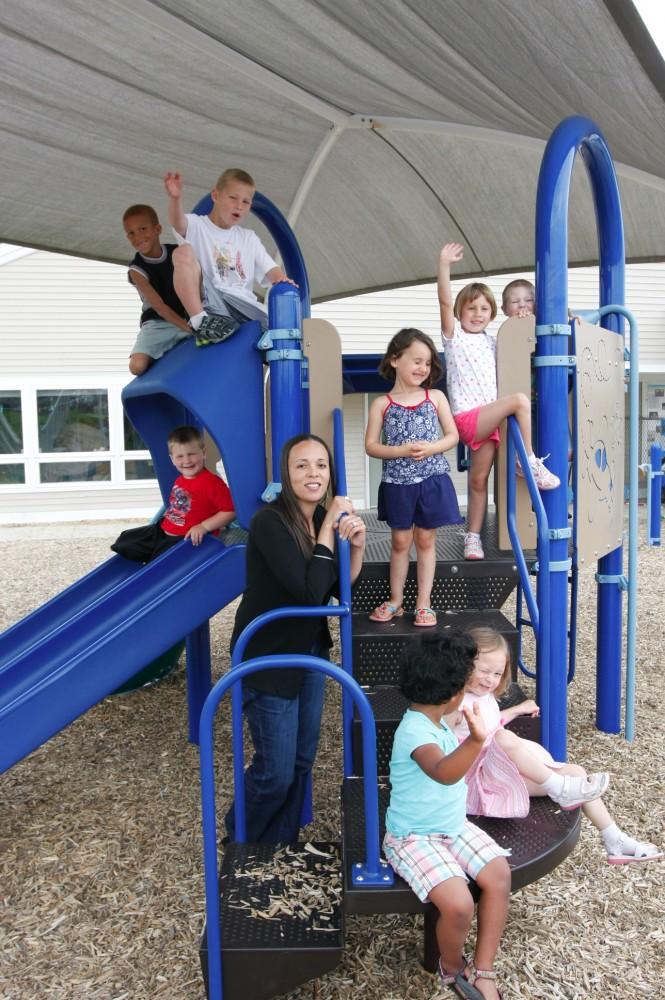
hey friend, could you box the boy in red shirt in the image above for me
[111,426,235,562]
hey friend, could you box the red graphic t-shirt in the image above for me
[161,468,233,536]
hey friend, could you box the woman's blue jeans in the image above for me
[224,665,326,844]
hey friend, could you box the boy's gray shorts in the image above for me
[130,319,192,359]
[202,280,269,331]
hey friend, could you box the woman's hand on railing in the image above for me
[336,512,366,548]
[326,494,355,526]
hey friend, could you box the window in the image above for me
[0,384,159,497]
[0,463,25,485]
[39,461,111,483]
[37,389,109,453]
[0,391,23,454]
[125,458,155,480]
[123,412,155,481]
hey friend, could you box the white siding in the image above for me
[1,248,664,521]
[0,250,138,377]
[341,393,366,506]
[0,486,162,524]
[0,250,159,522]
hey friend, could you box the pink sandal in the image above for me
[369,601,403,622]
[606,840,663,864]
[413,607,437,627]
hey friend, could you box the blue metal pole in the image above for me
[535,116,625,754]
[649,443,662,545]
[506,417,551,746]
[333,408,355,776]
[185,622,212,744]
[263,283,305,498]
[581,140,626,736]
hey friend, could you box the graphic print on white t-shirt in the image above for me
[214,245,247,286]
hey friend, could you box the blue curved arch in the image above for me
[535,116,625,753]
[122,322,266,530]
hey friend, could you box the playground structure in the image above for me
[0,115,641,1000]
[640,441,664,545]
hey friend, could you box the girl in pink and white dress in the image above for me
[447,627,663,865]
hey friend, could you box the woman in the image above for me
[225,433,366,843]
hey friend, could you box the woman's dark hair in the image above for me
[273,434,336,557]
[399,629,478,704]
[378,327,443,388]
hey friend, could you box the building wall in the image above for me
[1,249,663,521]
[0,250,161,522]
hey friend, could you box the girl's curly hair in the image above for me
[399,629,478,704]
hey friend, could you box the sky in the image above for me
[632,0,665,55]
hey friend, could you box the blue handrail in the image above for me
[199,654,393,1000]
[229,602,352,840]
[505,416,551,746]
[332,408,355,776]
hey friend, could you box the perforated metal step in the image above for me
[200,841,343,1000]
[341,759,580,918]
[354,511,527,615]
[351,608,518,689]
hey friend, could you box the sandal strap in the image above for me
[438,955,468,986]
[469,961,497,981]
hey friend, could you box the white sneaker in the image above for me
[516,454,560,491]
[550,771,610,810]
[463,532,484,560]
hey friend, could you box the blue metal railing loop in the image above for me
[505,416,551,746]
[199,653,393,1000]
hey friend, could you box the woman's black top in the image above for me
[231,505,340,698]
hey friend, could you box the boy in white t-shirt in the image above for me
[164,167,295,345]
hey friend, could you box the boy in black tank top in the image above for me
[123,203,191,376]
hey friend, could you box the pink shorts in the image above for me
[454,407,500,451]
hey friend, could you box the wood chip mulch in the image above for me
[1,521,664,999]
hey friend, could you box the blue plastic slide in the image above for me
[0,537,245,774]
[1,321,269,773]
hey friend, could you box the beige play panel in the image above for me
[574,317,624,566]
[496,316,537,550]
[302,317,343,451]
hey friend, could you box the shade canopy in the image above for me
[1,0,664,300]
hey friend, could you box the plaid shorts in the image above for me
[383,821,510,902]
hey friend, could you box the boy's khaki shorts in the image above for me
[130,319,191,359]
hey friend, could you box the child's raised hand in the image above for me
[164,171,183,198]
[517,699,540,718]
[462,701,488,744]
[439,242,464,266]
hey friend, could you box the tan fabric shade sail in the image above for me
[1,0,664,300]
